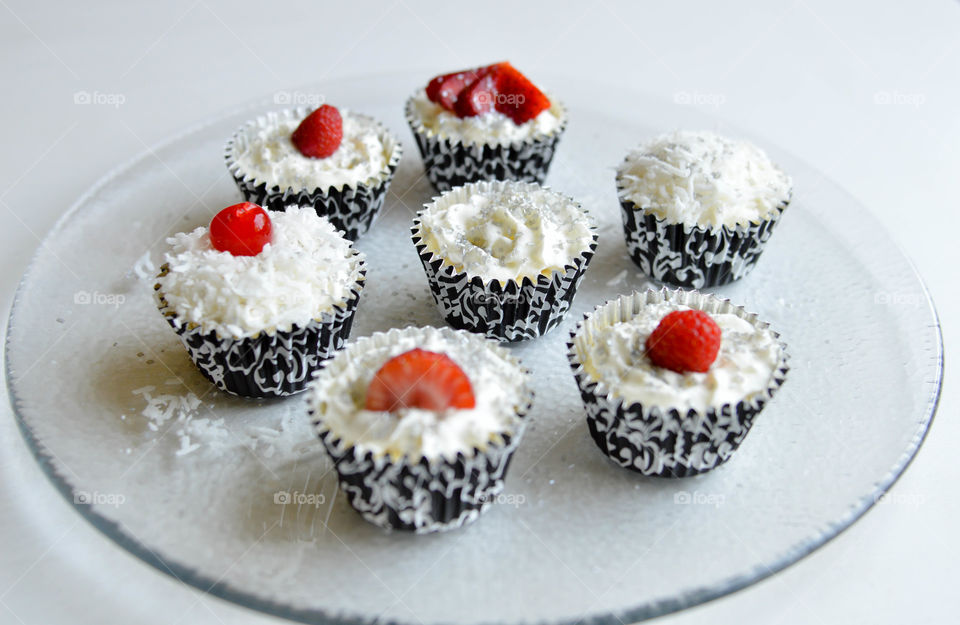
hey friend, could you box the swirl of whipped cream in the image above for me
[617,130,792,229]
[407,90,564,146]
[578,300,782,412]
[157,206,364,339]
[416,181,594,284]
[309,326,530,462]
[231,109,391,191]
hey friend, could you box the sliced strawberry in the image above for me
[426,68,482,111]
[365,348,476,412]
[454,69,499,117]
[492,63,551,124]
[291,104,342,159]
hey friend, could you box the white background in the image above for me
[1,1,957,623]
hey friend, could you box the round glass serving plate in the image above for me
[5,72,942,625]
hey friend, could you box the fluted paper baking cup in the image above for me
[225,107,402,241]
[308,326,534,533]
[567,288,789,477]
[405,96,567,193]
[411,181,598,342]
[616,165,790,288]
[154,261,365,399]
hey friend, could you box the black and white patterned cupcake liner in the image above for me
[225,107,402,241]
[411,181,598,342]
[567,288,789,477]
[308,327,534,533]
[616,167,790,288]
[405,97,567,193]
[154,261,366,399]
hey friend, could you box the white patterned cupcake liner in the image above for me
[616,165,790,288]
[411,181,599,342]
[567,288,789,477]
[225,107,402,241]
[308,326,534,533]
[405,97,567,193]
[154,260,366,399]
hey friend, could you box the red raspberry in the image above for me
[291,104,342,159]
[209,202,272,256]
[365,348,476,412]
[645,310,722,374]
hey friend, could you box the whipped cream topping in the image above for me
[407,90,564,146]
[157,206,364,339]
[416,181,594,284]
[576,300,782,413]
[617,130,792,229]
[230,109,393,191]
[309,326,530,462]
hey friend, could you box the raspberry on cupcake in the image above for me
[568,288,789,477]
[155,203,365,397]
[406,62,567,192]
[308,326,534,533]
[616,130,792,288]
[225,104,402,240]
[411,180,598,341]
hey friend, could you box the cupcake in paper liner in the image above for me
[225,105,402,240]
[307,325,534,533]
[411,180,598,342]
[155,203,366,398]
[616,130,792,288]
[568,288,789,477]
[405,62,568,192]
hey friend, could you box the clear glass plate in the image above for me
[4,73,942,625]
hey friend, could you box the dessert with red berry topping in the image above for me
[568,288,788,477]
[405,62,567,192]
[308,325,533,533]
[616,130,793,288]
[225,104,402,240]
[412,180,598,342]
[155,204,365,397]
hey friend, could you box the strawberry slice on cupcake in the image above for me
[406,62,567,192]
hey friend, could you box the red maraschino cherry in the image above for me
[209,202,272,256]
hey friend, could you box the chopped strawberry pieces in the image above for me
[453,70,498,117]
[426,69,482,111]
[491,63,551,124]
[424,62,550,124]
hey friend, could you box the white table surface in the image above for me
[1,1,957,623]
